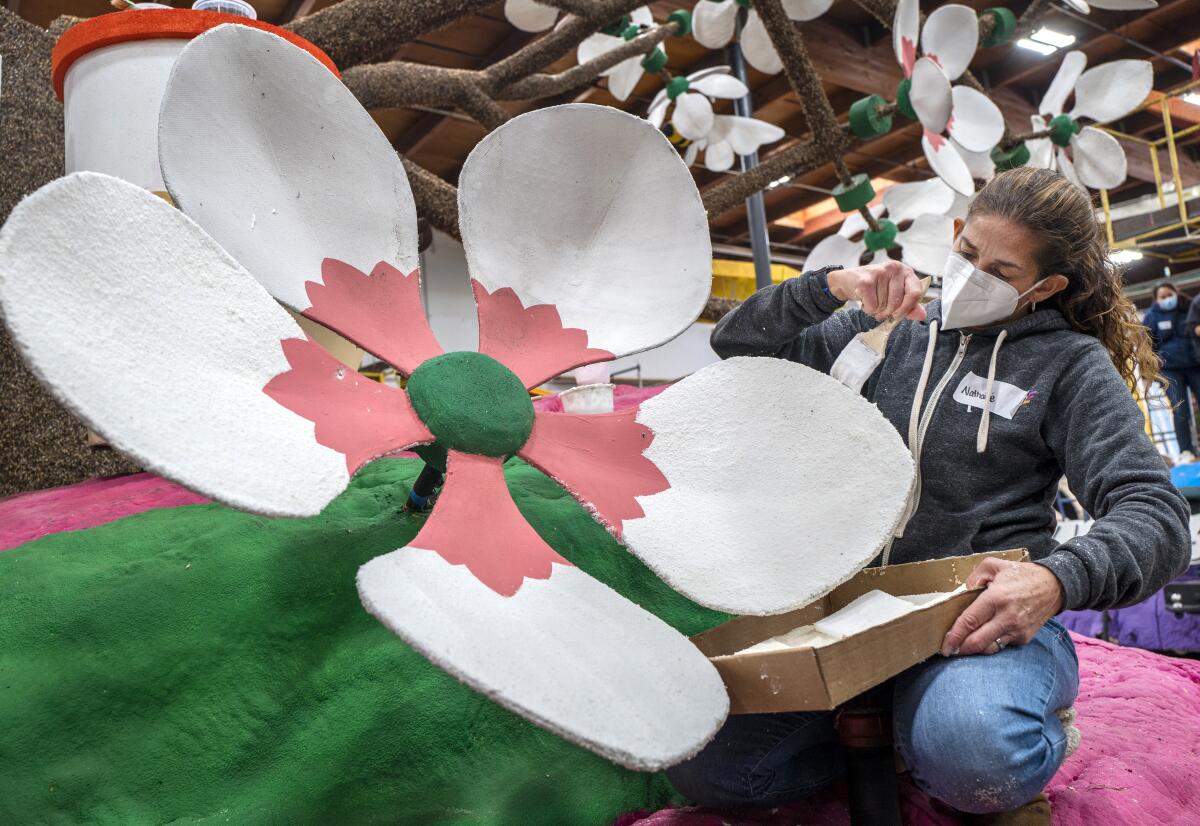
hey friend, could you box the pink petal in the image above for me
[518,410,669,539]
[302,259,443,376]
[902,37,917,78]
[473,280,614,389]
[413,451,571,596]
[924,127,947,151]
[264,335,433,475]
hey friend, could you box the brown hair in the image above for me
[966,166,1161,393]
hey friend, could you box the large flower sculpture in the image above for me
[1025,50,1153,191]
[0,26,915,770]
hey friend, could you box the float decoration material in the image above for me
[0,25,917,771]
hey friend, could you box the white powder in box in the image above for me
[735,584,969,655]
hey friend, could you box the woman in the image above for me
[1144,281,1200,461]
[668,168,1190,819]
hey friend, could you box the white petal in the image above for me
[578,32,624,74]
[740,10,784,75]
[946,85,1005,152]
[1070,59,1154,124]
[459,105,711,361]
[672,92,716,140]
[1072,126,1128,190]
[690,72,749,100]
[837,205,884,239]
[357,454,727,771]
[692,0,738,49]
[504,0,558,32]
[1040,50,1087,116]
[1057,147,1084,188]
[923,132,974,196]
[808,233,868,269]
[910,57,953,133]
[647,93,669,128]
[623,357,915,615]
[684,141,700,166]
[159,25,418,313]
[894,0,920,75]
[950,138,996,182]
[704,140,735,172]
[898,213,955,275]
[882,178,957,224]
[920,4,978,81]
[607,57,643,101]
[0,173,357,517]
[724,115,786,155]
[1086,0,1155,7]
[1027,115,1055,169]
[630,6,655,26]
[1063,0,1091,12]
[783,0,835,21]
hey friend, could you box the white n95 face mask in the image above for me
[939,252,1044,331]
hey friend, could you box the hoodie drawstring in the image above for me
[976,329,1008,454]
[907,319,940,452]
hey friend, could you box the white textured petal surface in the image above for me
[807,233,867,271]
[647,94,669,128]
[505,0,558,32]
[578,32,623,74]
[691,72,749,100]
[950,138,996,183]
[684,141,700,166]
[1027,115,1054,169]
[894,0,920,74]
[882,178,956,224]
[159,25,418,312]
[783,0,835,21]
[1086,0,1156,7]
[672,92,716,140]
[358,551,728,770]
[740,10,784,75]
[1062,0,1090,11]
[725,116,785,154]
[704,140,735,172]
[0,173,350,517]
[1057,147,1083,188]
[1072,126,1128,190]
[920,4,977,81]
[923,133,975,195]
[623,357,915,615]
[898,213,954,275]
[459,105,710,360]
[692,0,738,48]
[947,86,1004,152]
[607,57,644,101]
[1040,50,1087,116]
[1070,59,1154,124]
[911,57,953,133]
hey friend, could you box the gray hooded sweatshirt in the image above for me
[711,267,1190,612]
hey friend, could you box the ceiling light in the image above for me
[1183,92,1200,106]
[1109,249,1143,264]
[1030,27,1077,48]
[1016,37,1058,56]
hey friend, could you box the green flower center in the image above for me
[407,352,534,458]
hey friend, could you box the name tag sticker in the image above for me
[953,372,1027,420]
[1159,320,1173,331]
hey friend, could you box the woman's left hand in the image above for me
[940,558,1066,656]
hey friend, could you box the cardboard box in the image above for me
[692,549,1029,714]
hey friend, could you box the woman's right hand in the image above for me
[826,261,927,322]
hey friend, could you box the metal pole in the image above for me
[727,24,773,291]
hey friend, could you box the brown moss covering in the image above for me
[0,9,137,496]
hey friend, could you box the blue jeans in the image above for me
[1162,367,1200,454]
[667,619,1079,815]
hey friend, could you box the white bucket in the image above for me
[63,39,188,191]
[559,383,616,415]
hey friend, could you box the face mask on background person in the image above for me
[939,252,1046,331]
[1159,294,1178,311]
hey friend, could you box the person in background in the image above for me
[1145,282,1200,463]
